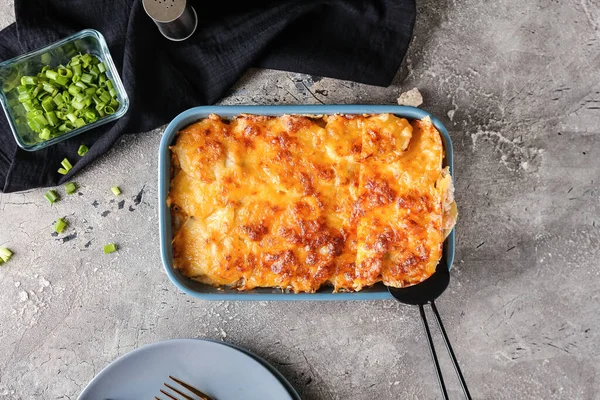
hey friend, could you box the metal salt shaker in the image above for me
[142,0,198,41]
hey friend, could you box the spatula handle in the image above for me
[430,301,472,399]
[419,301,472,400]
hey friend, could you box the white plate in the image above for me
[78,339,297,400]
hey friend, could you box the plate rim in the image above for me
[77,338,298,400]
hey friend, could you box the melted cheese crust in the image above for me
[168,114,455,293]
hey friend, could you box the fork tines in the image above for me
[155,376,215,400]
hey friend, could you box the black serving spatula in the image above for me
[387,261,472,400]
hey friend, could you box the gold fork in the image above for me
[154,376,216,400]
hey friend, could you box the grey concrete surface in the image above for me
[1,1,599,399]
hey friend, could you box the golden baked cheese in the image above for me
[168,113,456,293]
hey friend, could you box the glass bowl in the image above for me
[0,29,129,151]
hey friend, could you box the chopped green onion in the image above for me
[66,113,77,123]
[77,144,89,156]
[0,247,13,263]
[11,53,120,142]
[54,218,67,233]
[41,97,55,112]
[58,67,73,78]
[57,168,69,175]
[104,243,117,254]
[44,190,59,203]
[45,69,58,80]
[22,100,36,112]
[74,118,86,128]
[42,81,57,94]
[58,122,73,132]
[80,73,93,84]
[111,186,121,196]
[65,182,77,194]
[53,93,65,106]
[18,92,31,102]
[103,243,117,254]
[61,158,73,171]
[21,76,38,86]
[54,75,69,86]
[39,128,51,140]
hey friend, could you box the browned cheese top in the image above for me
[168,113,455,293]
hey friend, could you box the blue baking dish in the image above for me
[158,105,455,300]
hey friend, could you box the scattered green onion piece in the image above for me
[65,182,77,194]
[57,167,68,175]
[44,190,59,203]
[77,144,89,156]
[111,186,121,196]
[61,158,73,171]
[103,243,117,254]
[54,218,67,233]
[0,247,12,263]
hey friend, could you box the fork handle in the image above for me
[419,302,472,400]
